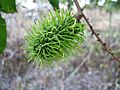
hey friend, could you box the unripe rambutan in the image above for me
[24,10,85,68]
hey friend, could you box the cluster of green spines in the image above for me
[24,10,85,68]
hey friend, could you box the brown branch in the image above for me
[73,0,120,64]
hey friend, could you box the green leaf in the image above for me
[48,0,59,10]
[0,15,7,54]
[60,0,66,3]
[0,0,17,13]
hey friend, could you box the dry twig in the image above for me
[64,47,93,82]
[74,0,120,64]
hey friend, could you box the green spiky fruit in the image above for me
[24,10,85,68]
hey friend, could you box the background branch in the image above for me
[73,0,120,64]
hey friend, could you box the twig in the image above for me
[73,0,120,64]
[64,48,92,82]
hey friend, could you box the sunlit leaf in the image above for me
[0,0,17,13]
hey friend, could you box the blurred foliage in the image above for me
[85,0,120,28]
[0,0,17,54]
[48,0,59,10]
[104,0,120,12]
[67,0,73,10]
[89,0,99,7]
[48,0,73,10]
[88,0,120,11]
[48,0,120,12]
[60,0,73,10]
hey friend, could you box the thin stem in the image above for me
[73,0,83,16]
[73,0,120,64]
